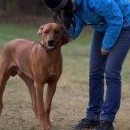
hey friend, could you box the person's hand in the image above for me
[101,48,109,56]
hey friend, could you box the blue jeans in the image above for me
[86,27,130,122]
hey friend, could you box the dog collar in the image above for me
[39,41,48,51]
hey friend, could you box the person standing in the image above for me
[45,0,130,129]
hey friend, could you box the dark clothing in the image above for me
[86,27,130,122]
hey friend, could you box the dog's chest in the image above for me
[47,64,57,77]
[42,53,62,81]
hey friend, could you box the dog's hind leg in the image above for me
[0,55,11,116]
[18,73,38,118]
[0,71,10,116]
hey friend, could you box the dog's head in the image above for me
[37,23,69,51]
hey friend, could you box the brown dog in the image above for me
[0,23,69,130]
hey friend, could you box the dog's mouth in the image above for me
[47,40,57,50]
[47,46,55,50]
[47,44,55,50]
[40,40,58,51]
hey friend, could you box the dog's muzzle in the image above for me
[47,40,57,50]
[40,40,58,52]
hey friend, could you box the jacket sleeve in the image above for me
[67,14,85,39]
[89,0,123,51]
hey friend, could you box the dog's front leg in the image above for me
[45,82,57,127]
[34,82,51,130]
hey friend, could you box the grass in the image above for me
[0,22,38,47]
[0,22,130,130]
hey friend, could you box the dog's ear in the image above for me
[60,25,71,46]
[37,25,44,35]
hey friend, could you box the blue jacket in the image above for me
[68,0,130,51]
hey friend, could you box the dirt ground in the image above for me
[0,75,88,130]
[0,76,130,130]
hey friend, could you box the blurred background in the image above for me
[0,1,130,130]
[0,0,52,25]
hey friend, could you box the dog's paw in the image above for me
[41,123,52,130]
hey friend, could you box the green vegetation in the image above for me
[0,22,38,47]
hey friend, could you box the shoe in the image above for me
[95,121,114,130]
[74,118,99,130]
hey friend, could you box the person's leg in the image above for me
[86,31,107,121]
[74,31,107,130]
[100,27,130,122]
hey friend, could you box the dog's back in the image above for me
[0,39,37,77]
[1,39,36,56]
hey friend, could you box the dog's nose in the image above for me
[48,40,55,46]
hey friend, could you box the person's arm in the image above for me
[89,0,123,54]
[67,14,85,40]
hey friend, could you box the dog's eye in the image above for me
[40,27,43,30]
[54,30,60,34]
[44,30,48,34]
